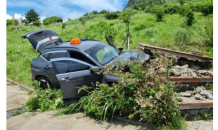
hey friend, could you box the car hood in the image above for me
[108,50,150,66]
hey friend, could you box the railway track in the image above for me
[139,43,213,112]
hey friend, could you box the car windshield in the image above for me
[85,43,119,65]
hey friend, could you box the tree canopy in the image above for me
[43,16,63,25]
[25,9,40,23]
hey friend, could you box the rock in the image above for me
[185,91,195,95]
[181,74,188,78]
[190,71,197,78]
[195,94,203,100]
[191,50,202,56]
[181,92,192,97]
[207,90,213,95]
[181,64,189,69]
[206,71,213,77]
[157,67,166,74]
[189,110,199,116]
[195,87,206,93]
[198,70,207,75]
[190,65,201,70]
[170,68,181,76]
[200,90,213,99]
[199,109,210,116]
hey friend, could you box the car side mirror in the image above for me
[91,66,100,72]
[118,47,123,51]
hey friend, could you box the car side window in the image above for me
[52,60,90,74]
[42,52,67,61]
[69,51,96,66]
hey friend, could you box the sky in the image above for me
[6,0,129,22]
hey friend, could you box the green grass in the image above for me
[7,9,213,87]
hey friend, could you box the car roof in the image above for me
[45,40,103,51]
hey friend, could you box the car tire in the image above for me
[37,76,53,89]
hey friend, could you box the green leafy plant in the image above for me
[43,16,62,25]
[174,29,190,50]
[152,6,165,22]
[185,8,195,28]
[178,0,185,6]
[105,27,117,43]
[105,12,119,20]
[199,1,213,16]
[201,20,213,47]
[58,54,184,129]
[26,81,64,112]
[33,20,41,26]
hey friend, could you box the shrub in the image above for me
[133,26,141,31]
[105,27,117,43]
[133,24,146,31]
[199,1,213,16]
[33,20,41,26]
[178,0,185,6]
[177,5,190,16]
[105,12,119,20]
[99,10,108,14]
[201,20,213,47]
[7,20,13,26]
[26,81,64,111]
[92,10,98,15]
[174,29,190,49]
[164,4,180,14]
[185,8,195,27]
[152,6,165,22]
[58,55,184,129]
[43,16,62,25]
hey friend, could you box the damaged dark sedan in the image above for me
[21,29,150,102]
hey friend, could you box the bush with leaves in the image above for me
[99,10,108,14]
[164,4,180,14]
[199,1,213,16]
[105,12,119,20]
[92,10,98,15]
[178,0,185,6]
[201,20,213,47]
[185,8,195,28]
[152,6,165,22]
[58,54,184,129]
[105,27,117,43]
[177,5,188,16]
[26,81,64,111]
[7,20,13,26]
[33,20,41,26]
[43,16,62,25]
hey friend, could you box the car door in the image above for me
[50,57,103,101]
[21,29,63,52]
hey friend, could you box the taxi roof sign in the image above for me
[70,37,81,44]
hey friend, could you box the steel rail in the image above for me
[178,102,213,110]
[169,77,213,83]
[138,43,213,62]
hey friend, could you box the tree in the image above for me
[120,9,137,49]
[25,9,40,23]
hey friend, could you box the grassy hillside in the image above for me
[7,1,213,87]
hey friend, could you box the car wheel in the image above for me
[37,76,53,89]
